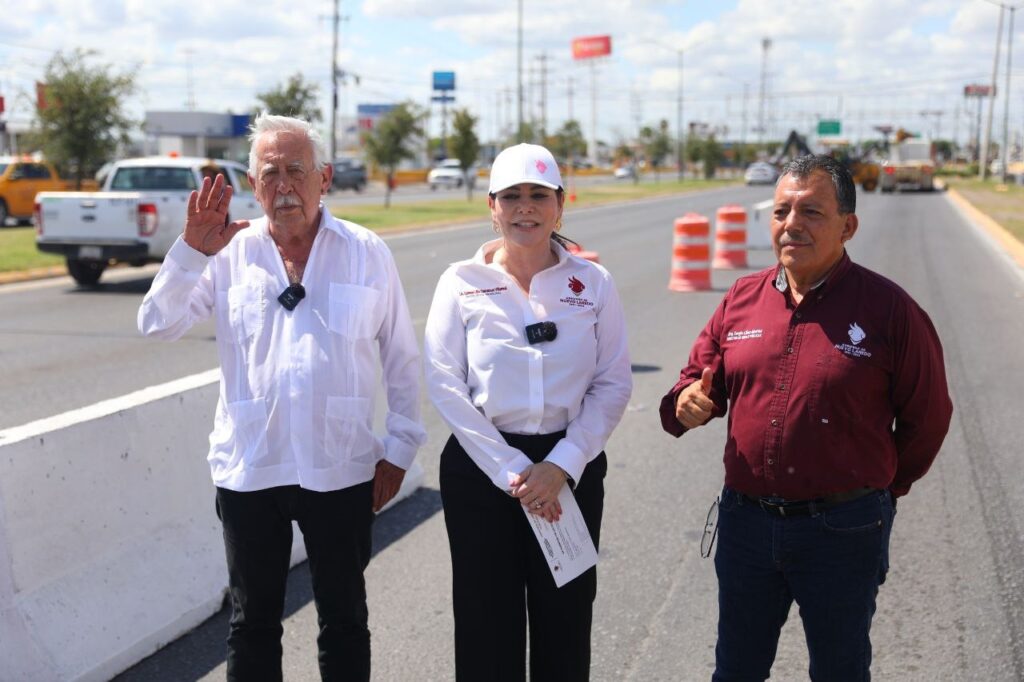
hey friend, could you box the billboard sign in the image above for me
[433,71,456,91]
[572,35,612,60]
[964,84,995,97]
[356,103,396,131]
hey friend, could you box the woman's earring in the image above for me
[555,217,563,231]
[492,220,500,233]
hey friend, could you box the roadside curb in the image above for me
[0,265,66,285]
[945,187,1024,269]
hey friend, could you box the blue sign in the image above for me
[433,71,456,91]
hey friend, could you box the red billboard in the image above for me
[964,84,995,97]
[572,35,612,60]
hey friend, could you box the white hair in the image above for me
[247,112,329,177]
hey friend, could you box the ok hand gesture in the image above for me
[183,174,251,256]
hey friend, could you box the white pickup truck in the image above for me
[35,156,264,285]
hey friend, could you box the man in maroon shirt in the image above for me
[660,154,952,681]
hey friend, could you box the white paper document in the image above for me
[522,483,598,588]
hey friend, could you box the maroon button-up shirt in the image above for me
[660,252,952,499]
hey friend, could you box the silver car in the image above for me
[744,162,779,185]
[428,159,477,190]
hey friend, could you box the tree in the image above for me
[34,49,135,188]
[448,108,481,202]
[362,102,424,208]
[703,135,725,179]
[255,73,322,124]
[547,120,586,166]
[640,120,673,182]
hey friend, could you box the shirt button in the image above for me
[795,312,802,319]
[767,459,775,465]
[778,384,786,391]
[787,347,794,354]
[771,419,779,426]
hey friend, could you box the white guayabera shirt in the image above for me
[424,239,632,490]
[138,206,425,493]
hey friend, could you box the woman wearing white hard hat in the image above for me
[424,143,632,680]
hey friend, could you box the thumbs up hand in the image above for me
[675,367,716,430]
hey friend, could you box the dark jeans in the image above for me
[215,483,374,682]
[440,432,607,682]
[712,487,895,682]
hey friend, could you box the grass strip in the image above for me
[942,177,1024,244]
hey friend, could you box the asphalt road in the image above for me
[2,184,1022,680]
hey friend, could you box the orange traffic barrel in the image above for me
[712,205,748,269]
[668,213,711,292]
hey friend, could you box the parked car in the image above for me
[0,157,99,226]
[744,161,779,185]
[331,158,367,192]
[428,159,477,190]
[613,164,636,180]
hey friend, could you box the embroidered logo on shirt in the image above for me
[726,328,763,342]
[567,276,585,294]
[459,286,508,298]
[835,322,872,358]
[848,322,866,345]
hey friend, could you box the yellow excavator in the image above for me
[773,130,880,192]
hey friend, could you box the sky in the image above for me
[2,0,1023,153]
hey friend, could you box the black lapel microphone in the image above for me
[278,283,306,311]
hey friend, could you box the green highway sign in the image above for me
[817,120,841,136]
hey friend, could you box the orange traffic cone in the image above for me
[566,242,600,263]
[668,213,711,292]
[712,205,748,269]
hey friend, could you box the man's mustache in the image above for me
[273,195,302,208]
[779,234,810,246]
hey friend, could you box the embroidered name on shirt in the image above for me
[726,328,763,342]
[559,294,594,307]
[459,286,508,298]
[835,343,872,358]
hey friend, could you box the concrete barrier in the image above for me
[0,371,423,681]
[748,199,775,250]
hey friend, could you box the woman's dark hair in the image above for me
[550,188,580,250]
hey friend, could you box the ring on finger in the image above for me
[532,500,543,509]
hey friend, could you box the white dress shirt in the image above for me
[424,239,632,490]
[138,207,426,493]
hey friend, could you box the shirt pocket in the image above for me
[328,283,383,339]
[322,395,379,467]
[218,283,264,345]
[218,397,269,469]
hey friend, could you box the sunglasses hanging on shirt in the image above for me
[278,283,306,311]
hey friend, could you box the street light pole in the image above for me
[676,48,684,181]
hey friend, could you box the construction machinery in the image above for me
[772,131,880,192]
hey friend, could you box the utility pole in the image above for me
[757,38,771,144]
[330,0,340,161]
[517,0,524,142]
[1001,5,1016,180]
[537,52,549,137]
[980,4,1005,179]
[184,48,196,111]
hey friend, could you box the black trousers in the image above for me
[215,483,374,682]
[440,431,608,682]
